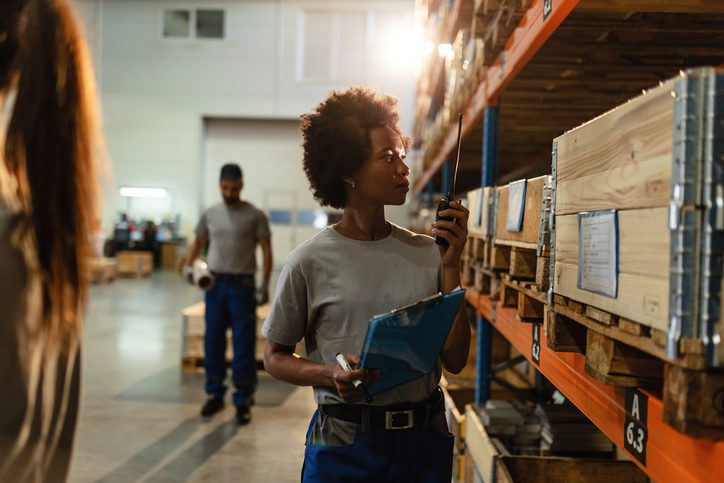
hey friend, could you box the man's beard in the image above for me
[223,196,239,205]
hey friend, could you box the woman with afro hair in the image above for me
[263,86,470,482]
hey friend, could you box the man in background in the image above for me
[186,163,272,425]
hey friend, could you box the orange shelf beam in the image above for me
[467,291,724,483]
[480,0,581,103]
[413,0,580,195]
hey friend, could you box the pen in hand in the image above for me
[335,353,374,403]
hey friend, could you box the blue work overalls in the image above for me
[301,409,454,482]
[204,273,257,407]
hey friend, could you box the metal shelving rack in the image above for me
[412,1,724,481]
[465,290,724,482]
[413,0,580,194]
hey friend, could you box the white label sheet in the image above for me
[506,179,527,232]
[577,211,618,298]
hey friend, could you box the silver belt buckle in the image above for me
[385,409,414,430]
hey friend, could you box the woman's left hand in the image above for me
[432,200,469,268]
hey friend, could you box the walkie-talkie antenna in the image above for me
[448,113,463,199]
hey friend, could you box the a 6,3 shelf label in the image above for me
[624,388,648,466]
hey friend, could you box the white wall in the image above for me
[71,0,417,238]
[203,118,321,279]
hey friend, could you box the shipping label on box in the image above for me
[506,179,527,232]
[577,211,619,298]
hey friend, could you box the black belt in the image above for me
[319,388,445,431]
[210,272,255,286]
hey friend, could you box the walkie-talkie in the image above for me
[435,113,463,249]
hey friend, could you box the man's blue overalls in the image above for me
[204,273,257,407]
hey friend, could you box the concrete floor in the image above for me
[68,272,315,483]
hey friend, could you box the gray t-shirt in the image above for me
[195,201,270,274]
[262,223,443,407]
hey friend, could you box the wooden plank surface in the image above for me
[555,208,670,279]
[555,79,675,215]
[495,175,547,245]
[553,261,668,331]
[555,157,672,214]
[465,404,498,482]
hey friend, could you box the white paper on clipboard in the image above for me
[506,179,527,232]
[577,211,618,298]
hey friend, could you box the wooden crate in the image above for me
[88,257,117,284]
[491,176,552,292]
[464,405,646,483]
[116,251,153,278]
[551,68,724,367]
[495,175,550,251]
[181,302,233,368]
[181,302,295,370]
[493,176,552,291]
[467,186,495,239]
[160,241,185,271]
[442,384,475,483]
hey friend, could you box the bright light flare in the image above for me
[437,43,453,60]
[119,187,168,198]
[378,18,426,76]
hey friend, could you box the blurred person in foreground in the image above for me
[0,0,103,482]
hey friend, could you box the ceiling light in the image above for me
[119,187,168,198]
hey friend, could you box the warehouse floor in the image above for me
[68,273,315,483]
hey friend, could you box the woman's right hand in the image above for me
[330,354,378,402]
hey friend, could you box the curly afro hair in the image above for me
[300,86,410,209]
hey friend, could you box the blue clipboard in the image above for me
[359,288,466,395]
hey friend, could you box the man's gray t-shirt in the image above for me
[262,223,443,407]
[195,201,270,274]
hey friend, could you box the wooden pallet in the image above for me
[546,299,724,438]
[89,257,117,284]
[463,256,476,287]
[490,244,550,293]
[549,294,706,370]
[116,251,153,278]
[663,364,724,440]
[499,275,547,323]
[487,243,510,271]
[471,236,486,263]
[473,263,502,301]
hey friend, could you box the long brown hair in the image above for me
[2,0,101,336]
